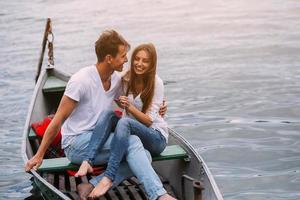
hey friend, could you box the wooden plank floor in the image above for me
[41,172,176,200]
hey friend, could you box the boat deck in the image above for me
[29,126,181,199]
[40,171,176,200]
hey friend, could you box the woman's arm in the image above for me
[120,77,165,127]
[119,96,153,127]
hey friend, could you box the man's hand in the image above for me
[159,100,167,118]
[25,154,43,172]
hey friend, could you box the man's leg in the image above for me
[74,110,119,177]
[64,132,96,165]
[69,133,135,199]
[86,110,119,164]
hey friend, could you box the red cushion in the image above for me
[31,115,64,158]
[31,115,61,146]
[67,167,104,176]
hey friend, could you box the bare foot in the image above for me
[158,193,177,200]
[75,161,93,177]
[88,176,113,198]
[77,183,94,200]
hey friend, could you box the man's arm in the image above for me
[25,95,77,172]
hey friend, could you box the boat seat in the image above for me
[28,128,37,140]
[42,76,67,93]
[37,145,188,172]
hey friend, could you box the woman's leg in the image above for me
[121,118,167,156]
[89,135,169,200]
[103,117,131,181]
[103,117,167,182]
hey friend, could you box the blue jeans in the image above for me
[64,110,166,200]
[105,117,167,182]
[86,110,119,165]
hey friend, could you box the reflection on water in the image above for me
[23,178,43,200]
[1,0,300,199]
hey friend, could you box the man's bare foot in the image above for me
[77,183,94,200]
[88,176,113,198]
[158,193,177,200]
[75,161,93,177]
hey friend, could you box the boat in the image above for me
[22,18,224,200]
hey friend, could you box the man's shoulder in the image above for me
[70,65,94,82]
[73,65,94,77]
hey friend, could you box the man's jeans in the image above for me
[64,110,166,200]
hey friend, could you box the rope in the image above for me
[47,25,54,68]
[35,18,55,83]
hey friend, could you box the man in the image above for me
[25,30,175,200]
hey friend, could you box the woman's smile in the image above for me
[133,50,151,75]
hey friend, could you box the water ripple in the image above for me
[1,0,300,199]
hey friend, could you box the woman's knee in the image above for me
[116,118,132,130]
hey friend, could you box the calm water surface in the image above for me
[1,0,300,199]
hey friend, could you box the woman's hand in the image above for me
[159,100,167,118]
[114,98,123,109]
[118,96,130,109]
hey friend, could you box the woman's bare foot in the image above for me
[77,183,94,200]
[88,176,113,198]
[75,161,93,177]
[158,193,177,200]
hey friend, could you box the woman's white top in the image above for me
[124,75,168,142]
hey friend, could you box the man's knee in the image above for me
[96,109,115,124]
[100,109,115,118]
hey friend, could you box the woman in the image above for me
[77,43,174,200]
[115,42,168,156]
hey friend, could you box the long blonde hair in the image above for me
[123,43,157,113]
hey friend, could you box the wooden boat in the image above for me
[22,19,224,200]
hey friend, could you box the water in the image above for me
[1,0,300,199]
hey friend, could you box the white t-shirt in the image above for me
[61,65,121,148]
[125,75,168,141]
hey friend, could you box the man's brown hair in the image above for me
[95,30,130,62]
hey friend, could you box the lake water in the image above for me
[0,0,300,199]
